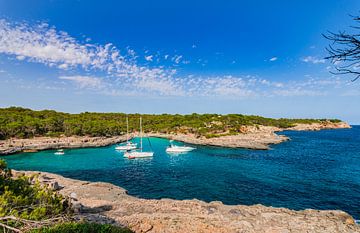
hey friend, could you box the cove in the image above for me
[3,126,360,219]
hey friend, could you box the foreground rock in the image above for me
[12,170,359,233]
[0,136,128,155]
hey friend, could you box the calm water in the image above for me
[3,127,360,219]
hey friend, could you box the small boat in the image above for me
[115,142,137,151]
[115,116,137,151]
[166,144,195,153]
[54,149,64,155]
[124,117,154,159]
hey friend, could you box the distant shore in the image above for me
[149,121,351,149]
[0,121,351,155]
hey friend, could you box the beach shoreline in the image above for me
[0,121,351,155]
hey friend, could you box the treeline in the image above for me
[0,107,341,140]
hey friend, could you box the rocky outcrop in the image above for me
[289,121,351,131]
[149,125,288,150]
[0,136,128,155]
[12,170,359,233]
[149,121,351,150]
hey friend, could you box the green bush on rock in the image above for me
[0,160,133,232]
[0,159,71,231]
[30,222,133,233]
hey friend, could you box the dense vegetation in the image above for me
[0,107,341,140]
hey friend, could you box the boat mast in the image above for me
[126,116,129,143]
[140,117,142,152]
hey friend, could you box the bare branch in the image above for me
[324,15,360,81]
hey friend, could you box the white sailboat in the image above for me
[166,144,195,153]
[124,117,154,159]
[115,116,137,151]
[54,149,65,155]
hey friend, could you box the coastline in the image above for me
[0,135,128,155]
[12,170,359,233]
[0,121,351,155]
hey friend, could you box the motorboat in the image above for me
[54,149,65,155]
[124,117,154,159]
[115,116,137,151]
[166,144,195,153]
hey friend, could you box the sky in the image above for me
[0,0,360,123]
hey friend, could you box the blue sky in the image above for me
[0,0,360,123]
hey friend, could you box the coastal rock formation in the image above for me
[149,121,351,150]
[0,136,128,155]
[12,171,360,233]
[289,121,351,131]
[149,126,288,150]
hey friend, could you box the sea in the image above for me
[3,126,360,219]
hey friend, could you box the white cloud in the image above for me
[145,55,153,61]
[192,44,197,48]
[0,19,352,99]
[172,55,183,64]
[302,56,325,64]
[269,57,278,62]
[59,76,103,89]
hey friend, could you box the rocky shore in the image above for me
[149,126,288,150]
[0,121,351,155]
[12,170,359,233]
[149,121,351,150]
[0,136,128,155]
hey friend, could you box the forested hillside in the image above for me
[0,107,340,140]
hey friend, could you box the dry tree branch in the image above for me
[0,222,22,233]
[324,15,360,81]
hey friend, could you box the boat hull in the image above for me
[115,145,137,150]
[166,146,195,153]
[124,151,154,158]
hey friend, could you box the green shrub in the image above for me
[30,222,133,233]
[0,160,71,230]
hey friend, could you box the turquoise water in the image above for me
[3,127,360,219]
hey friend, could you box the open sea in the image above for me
[3,126,360,219]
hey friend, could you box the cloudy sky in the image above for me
[0,0,360,123]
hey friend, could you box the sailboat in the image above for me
[124,117,154,159]
[115,116,137,151]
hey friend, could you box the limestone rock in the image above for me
[12,170,360,233]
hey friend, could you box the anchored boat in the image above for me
[124,117,154,159]
[115,116,137,151]
[54,149,64,155]
[166,144,195,153]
